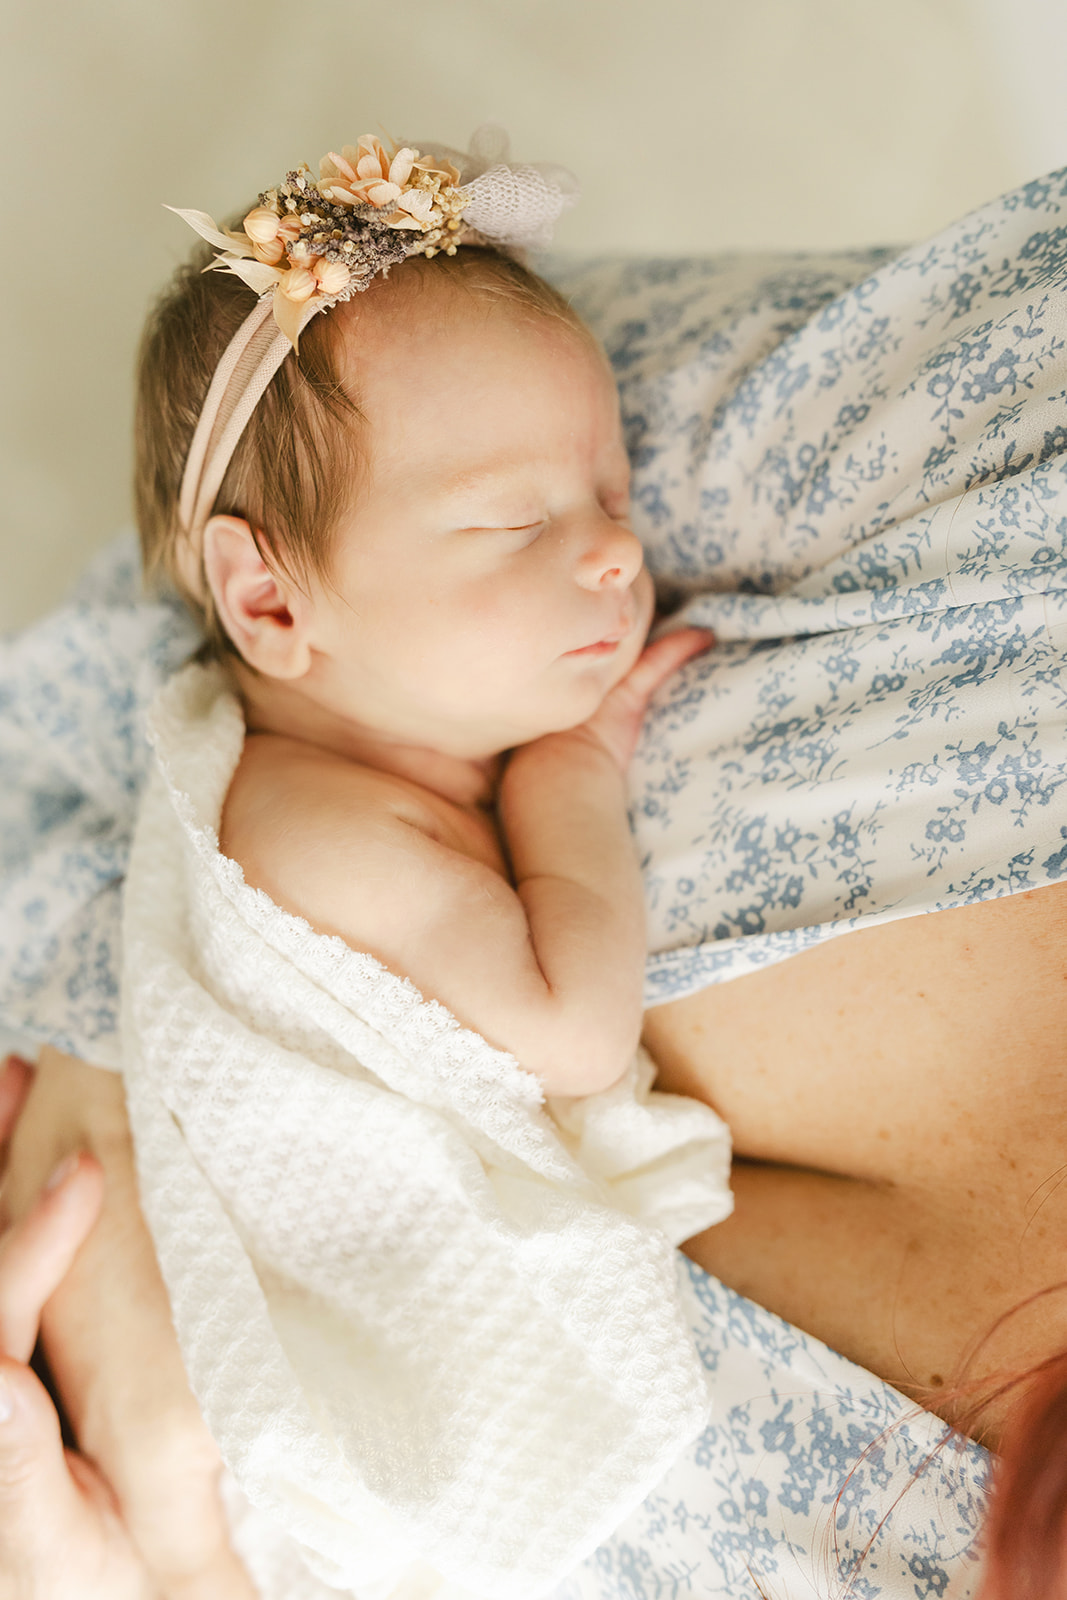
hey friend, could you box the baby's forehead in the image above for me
[326,257,619,496]
[336,253,603,368]
[334,319,623,511]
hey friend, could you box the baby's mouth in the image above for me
[564,638,623,657]
[565,602,638,657]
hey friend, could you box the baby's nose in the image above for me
[576,510,644,589]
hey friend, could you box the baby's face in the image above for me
[300,279,654,759]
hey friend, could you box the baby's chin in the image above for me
[511,658,641,747]
[528,573,656,733]
[460,576,656,754]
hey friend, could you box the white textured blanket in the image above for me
[121,663,733,1600]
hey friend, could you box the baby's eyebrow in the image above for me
[434,462,538,504]
[422,464,547,518]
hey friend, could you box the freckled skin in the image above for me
[645,881,1067,1443]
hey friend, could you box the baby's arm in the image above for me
[228,628,710,1097]
[495,628,712,1092]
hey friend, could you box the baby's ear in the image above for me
[202,516,313,679]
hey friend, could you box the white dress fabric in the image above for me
[8,164,1067,1592]
[122,661,732,1599]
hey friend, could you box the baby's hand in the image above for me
[574,627,714,774]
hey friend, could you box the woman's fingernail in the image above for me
[0,1372,15,1424]
[44,1154,79,1193]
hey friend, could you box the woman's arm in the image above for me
[0,1140,153,1600]
[0,1052,228,1599]
[3,1048,257,1600]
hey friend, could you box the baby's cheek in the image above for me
[616,567,656,677]
[608,619,651,696]
[633,565,656,638]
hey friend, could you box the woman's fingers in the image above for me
[0,1356,152,1600]
[0,1075,158,1600]
[0,1356,84,1549]
[0,1155,104,1364]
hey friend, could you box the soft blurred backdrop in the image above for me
[5,0,1067,631]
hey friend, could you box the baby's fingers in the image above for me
[0,1155,103,1364]
[625,627,714,702]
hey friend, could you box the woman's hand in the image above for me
[3,1049,257,1600]
[0,1057,154,1598]
[571,627,714,773]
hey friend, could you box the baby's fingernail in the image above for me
[44,1154,80,1193]
[0,1372,14,1424]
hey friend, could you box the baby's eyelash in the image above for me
[460,521,543,536]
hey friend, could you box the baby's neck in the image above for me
[233,661,504,813]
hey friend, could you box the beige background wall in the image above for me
[5,0,1067,633]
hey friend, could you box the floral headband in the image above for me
[170,125,577,597]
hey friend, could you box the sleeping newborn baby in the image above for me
[122,134,732,1599]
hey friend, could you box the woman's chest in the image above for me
[646,882,1067,1433]
[643,881,1067,1193]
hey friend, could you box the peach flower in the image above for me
[317,135,465,234]
[241,206,302,265]
[318,137,419,209]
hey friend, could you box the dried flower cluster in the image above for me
[170,134,476,346]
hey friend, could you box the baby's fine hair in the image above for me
[134,236,589,654]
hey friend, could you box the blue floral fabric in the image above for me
[555,175,1067,1001]
[0,539,198,1065]
[557,1259,988,1599]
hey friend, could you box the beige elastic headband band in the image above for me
[175,296,316,600]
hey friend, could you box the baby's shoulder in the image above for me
[217,733,512,962]
[221,732,443,869]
